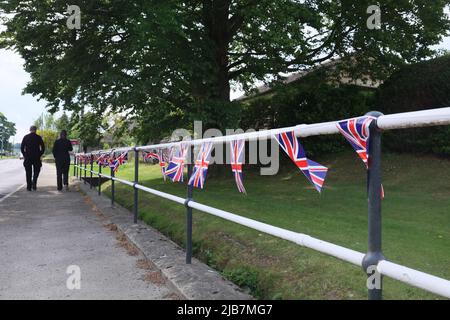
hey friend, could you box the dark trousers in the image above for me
[56,161,70,190]
[24,159,42,189]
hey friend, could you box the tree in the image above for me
[37,129,58,155]
[55,112,71,134]
[34,112,57,131]
[1,1,449,142]
[0,112,16,153]
[70,112,105,153]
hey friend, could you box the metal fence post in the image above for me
[90,155,93,189]
[98,164,102,196]
[133,148,139,224]
[73,156,77,177]
[185,145,194,264]
[111,167,115,207]
[84,155,87,184]
[362,111,384,300]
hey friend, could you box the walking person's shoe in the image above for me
[32,183,37,191]
[27,186,32,191]
[65,185,69,191]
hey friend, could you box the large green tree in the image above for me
[0,112,17,152]
[1,1,449,142]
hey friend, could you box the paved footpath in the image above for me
[0,163,180,300]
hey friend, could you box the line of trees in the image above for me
[33,112,135,155]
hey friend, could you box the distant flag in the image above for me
[116,151,128,165]
[188,142,213,189]
[158,149,168,181]
[336,116,385,198]
[165,144,189,182]
[230,140,246,193]
[336,117,375,168]
[108,152,118,172]
[100,153,110,167]
[143,151,158,163]
[275,131,328,193]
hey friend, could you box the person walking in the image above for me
[21,126,45,191]
[52,130,73,191]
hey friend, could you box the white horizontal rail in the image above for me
[76,164,450,298]
[80,107,450,155]
[188,200,365,267]
[377,260,450,298]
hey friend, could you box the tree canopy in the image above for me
[1,0,449,142]
[0,112,16,148]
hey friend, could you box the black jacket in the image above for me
[52,138,73,164]
[21,133,45,160]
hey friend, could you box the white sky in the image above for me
[0,25,449,143]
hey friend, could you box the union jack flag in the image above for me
[275,131,328,193]
[158,149,169,181]
[337,116,385,198]
[165,144,189,182]
[143,151,158,163]
[97,153,109,167]
[116,152,128,165]
[230,140,246,193]
[336,117,375,168]
[188,142,213,189]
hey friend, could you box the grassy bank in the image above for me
[85,152,450,300]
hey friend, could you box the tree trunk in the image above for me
[203,0,231,102]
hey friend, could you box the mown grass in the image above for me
[83,151,450,300]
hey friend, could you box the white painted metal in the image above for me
[377,260,450,298]
[188,200,365,267]
[135,184,186,205]
[377,107,450,130]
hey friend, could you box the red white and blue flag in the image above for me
[97,153,109,167]
[337,116,385,198]
[143,151,158,163]
[275,131,328,193]
[158,149,169,181]
[108,151,127,172]
[336,117,374,168]
[116,152,128,165]
[189,142,213,189]
[230,140,246,193]
[165,144,189,182]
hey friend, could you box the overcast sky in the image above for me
[1,27,449,143]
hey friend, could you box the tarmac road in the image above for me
[0,158,25,202]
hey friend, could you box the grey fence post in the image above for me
[133,148,139,224]
[98,164,102,196]
[185,145,194,264]
[111,167,115,207]
[84,155,87,184]
[79,158,82,180]
[73,156,77,177]
[362,111,384,300]
[90,155,93,189]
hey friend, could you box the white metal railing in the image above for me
[74,107,450,299]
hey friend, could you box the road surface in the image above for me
[0,163,180,299]
[0,159,25,202]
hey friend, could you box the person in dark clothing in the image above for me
[21,126,45,191]
[52,130,73,191]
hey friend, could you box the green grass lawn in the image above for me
[80,152,450,300]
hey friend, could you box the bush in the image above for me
[377,54,450,156]
[239,72,376,156]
